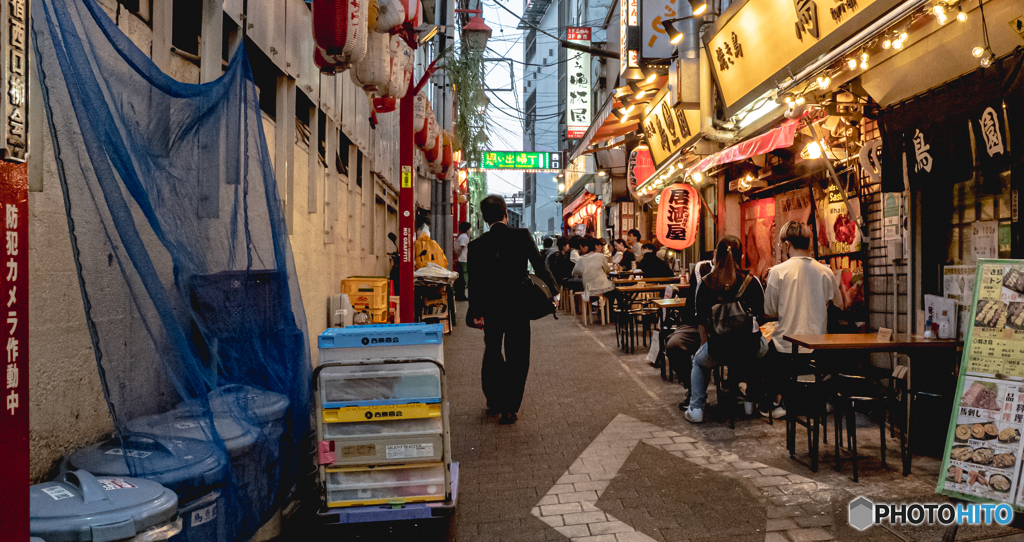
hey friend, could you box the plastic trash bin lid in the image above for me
[31,470,178,542]
[126,412,259,458]
[207,384,290,424]
[66,433,227,502]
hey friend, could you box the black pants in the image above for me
[482,316,532,413]
[454,262,468,300]
[665,325,701,387]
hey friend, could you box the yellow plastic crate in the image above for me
[322,403,442,423]
[353,305,388,324]
[341,277,389,309]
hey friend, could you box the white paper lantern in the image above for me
[350,32,390,90]
[374,0,406,33]
[383,36,413,99]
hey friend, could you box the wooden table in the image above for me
[612,276,680,285]
[783,333,962,475]
[613,284,669,353]
[650,298,688,381]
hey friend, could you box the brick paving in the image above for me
[302,306,1024,541]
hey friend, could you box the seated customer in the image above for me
[612,238,636,271]
[562,236,588,292]
[665,261,711,410]
[572,237,614,296]
[546,236,573,285]
[685,236,767,424]
[637,243,675,278]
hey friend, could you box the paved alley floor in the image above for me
[439,303,1024,542]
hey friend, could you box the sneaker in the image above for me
[744,401,754,416]
[772,406,787,418]
[684,408,704,423]
[499,412,518,425]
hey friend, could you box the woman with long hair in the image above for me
[684,236,768,424]
[612,238,636,271]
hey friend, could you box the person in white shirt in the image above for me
[572,237,614,296]
[568,235,583,263]
[761,221,843,417]
[626,229,643,259]
[454,222,471,301]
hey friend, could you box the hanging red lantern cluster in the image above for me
[567,201,601,228]
[655,183,700,250]
[312,0,369,72]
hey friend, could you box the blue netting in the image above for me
[32,0,311,538]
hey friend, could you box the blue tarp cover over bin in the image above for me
[31,0,313,538]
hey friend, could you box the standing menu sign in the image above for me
[939,260,1024,508]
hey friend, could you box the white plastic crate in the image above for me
[325,463,446,507]
[318,324,443,365]
[318,362,441,408]
[323,417,444,465]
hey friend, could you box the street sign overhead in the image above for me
[468,151,564,172]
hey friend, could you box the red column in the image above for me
[399,94,415,324]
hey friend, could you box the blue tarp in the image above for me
[32,0,311,538]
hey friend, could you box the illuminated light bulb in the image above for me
[899,32,908,42]
[671,32,684,45]
[937,12,947,24]
[892,39,904,50]
[816,76,823,85]
[932,4,944,16]
[972,46,986,58]
[784,95,794,105]
[558,183,565,192]
[819,76,831,90]
[981,54,994,68]
[882,38,892,49]
[860,59,869,69]
[693,3,707,15]
[636,89,646,99]
[645,72,658,84]
[804,141,822,159]
[795,96,806,106]
[848,58,857,69]
[620,104,635,114]
[957,8,967,21]
[693,171,703,184]
[860,52,869,62]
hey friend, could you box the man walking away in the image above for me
[467,195,558,425]
[454,222,471,301]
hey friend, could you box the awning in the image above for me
[563,191,596,217]
[685,119,800,177]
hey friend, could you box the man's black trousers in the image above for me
[481,316,532,414]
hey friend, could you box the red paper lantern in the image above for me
[656,183,700,250]
[627,145,655,199]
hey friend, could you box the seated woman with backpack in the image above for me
[684,236,768,424]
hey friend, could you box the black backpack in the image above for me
[709,274,756,340]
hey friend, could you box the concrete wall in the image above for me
[29,0,398,480]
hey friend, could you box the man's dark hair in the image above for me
[556,236,570,249]
[568,235,583,249]
[543,237,554,249]
[627,229,641,239]
[641,243,657,252]
[597,238,607,247]
[480,195,507,224]
[582,235,597,251]
[781,220,812,250]
[459,222,471,233]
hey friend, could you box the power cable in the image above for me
[487,0,620,59]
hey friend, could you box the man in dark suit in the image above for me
[467,195,557,425]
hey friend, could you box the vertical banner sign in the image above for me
[0,0,28,537]
[566,27,591,139]
[0,162,27,538]
[620,0,640,77]
[938,260,1024,509]
[1,0,29,162]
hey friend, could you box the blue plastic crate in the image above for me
[318,324,443,364]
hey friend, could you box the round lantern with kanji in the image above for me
[656,183,700,250]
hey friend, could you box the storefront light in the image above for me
[892,38,904,50]
[558,183,565,192]
[847,58,857,70]
[817,76,831,90]
[803,141,823,159]
[598,170,608,177]
[957,6,967,22]
[692,171,703,184]
[972,46,986,58]
[899,31,908,42]
[882,38,892,49]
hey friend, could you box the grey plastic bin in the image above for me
[31,470,181,541]
[65,434,227,542]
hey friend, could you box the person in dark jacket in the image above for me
[467,195,558,425]
[545,236,572,285]
[637,243,675,278]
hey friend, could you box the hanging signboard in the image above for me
[566,27,592,139]
[813,182,861,256]
[627,145,655,200]
[656,183,699,250]
[882,192,902,242]
[619,0,641,78]
[1,0,29,162]
[468,151,563,172]
[643,0,677,60]
[704,0,900,115]
[641,91,691,167]
[938,260,1024,510]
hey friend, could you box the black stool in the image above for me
[833,373,903,482]
[784,373,830,472]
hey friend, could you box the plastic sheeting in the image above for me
[32,0,312,539]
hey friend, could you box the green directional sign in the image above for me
[469,151,564,172]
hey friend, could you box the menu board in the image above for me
[938,260,1024,508]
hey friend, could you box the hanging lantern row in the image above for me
[312,0,422,74]
[567,201,602,228]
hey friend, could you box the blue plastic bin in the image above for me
[31,470,181,541]
[318,323,444,364]
[65,434,227,542]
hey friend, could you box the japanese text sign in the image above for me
[1,0,30,162]
[566,27,591,139]
[641,91,691,167]
[0,160,28,539]
[656,183,700,250]
[470,151,563,172]
[705,0,896,113]
[620,0,640,76]
[627,145,655,199]
[643,0,677,59]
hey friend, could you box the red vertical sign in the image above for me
[0,160,28,539]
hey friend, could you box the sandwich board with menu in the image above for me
[938,259,1024,508]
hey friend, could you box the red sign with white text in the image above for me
[0,160,28,540]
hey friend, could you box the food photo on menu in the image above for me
[944,377,1024,503]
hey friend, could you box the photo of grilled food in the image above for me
[999,427,1021,443]
[990,473,1012,493]
[973,447,995,465]
[947,465,964,483]
[1002,268,1024,294]
[975,299,1008,329]
[1007,303,1024,330]
[956,425,972,442]
[992,452,1016,469]
[952,445,973,462]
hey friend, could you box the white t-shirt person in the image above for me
[457,232,470,263]
[764,256,842,353]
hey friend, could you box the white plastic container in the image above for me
[318,362,441,408]
[324,463,445,507]
[323,417,443,465]
[318,324,444,365]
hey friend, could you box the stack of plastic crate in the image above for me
[314,324,454,513]
[341,276,390,324]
